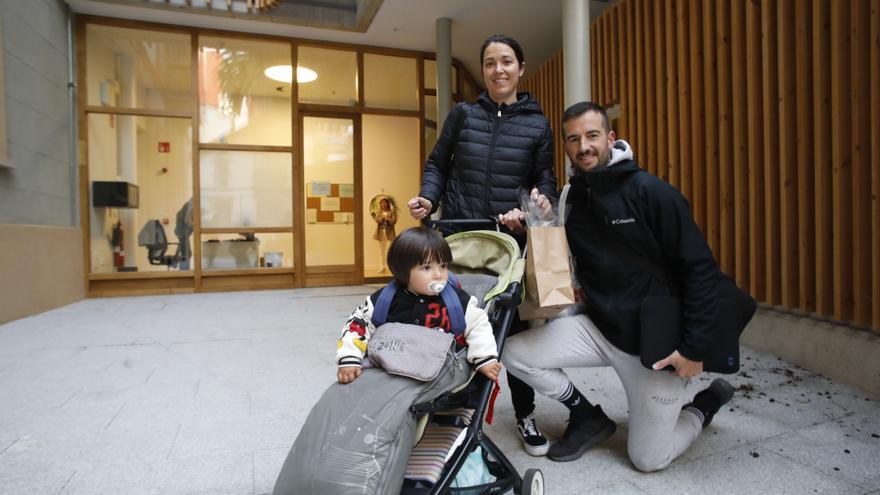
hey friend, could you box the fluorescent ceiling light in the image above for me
[264,65,318,84]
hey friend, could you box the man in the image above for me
[499,102,734,471]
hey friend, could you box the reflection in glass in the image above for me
[200,232,294,271]
[87,114,193,273]
[423,59,459,93]
[364,54,418,110]
[361,115,421,276]
[297,46,358,106]
[423,95,441,163]
[199,36,291,146]
[303,117,355,266]
[425,95,437,124]
[425,127,438,162]
[200,150,293,228]
[460,72,481,103]
[86,24,192,112]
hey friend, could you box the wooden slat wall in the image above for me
[518,51,565,180]
[731,1,749,290]
[703,0,719,257]
[831,1,853,322]
[814,0,833,316]
[521,0,879,333]
[778,0,798,308]
[746,0,765,301]
[872,0,880,329]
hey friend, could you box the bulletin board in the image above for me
[306,182,355,223]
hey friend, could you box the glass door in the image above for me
[301,114,362,286]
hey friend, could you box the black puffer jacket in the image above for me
[565,141,720,361]
[419,92,557,223]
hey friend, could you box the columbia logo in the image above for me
[611,217,635,225]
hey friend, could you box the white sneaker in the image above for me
[516,413,550,456]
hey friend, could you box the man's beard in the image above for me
[571,148,612,176]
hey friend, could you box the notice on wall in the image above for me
[306,182,355,223]
[338,183,354,198]
[308,181,331,196]
[320,197,340,211]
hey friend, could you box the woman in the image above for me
[408,34,557,458]
[408,34,556,234]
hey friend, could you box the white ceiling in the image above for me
[67,0,610,85]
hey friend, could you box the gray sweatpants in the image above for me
[501,314,703,472]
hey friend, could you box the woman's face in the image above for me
[482,42,524,105]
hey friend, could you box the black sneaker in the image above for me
[546,405,616,462]
[683,378,735,428]
[516,413,550,456]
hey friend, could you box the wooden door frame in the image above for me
[298,111,364,287]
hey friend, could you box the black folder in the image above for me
[639,296,743,374]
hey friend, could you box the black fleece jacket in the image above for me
[419,91,557,224]
[565,150,720,361]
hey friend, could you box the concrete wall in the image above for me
[743,308,880,399]
[0,0,83,324]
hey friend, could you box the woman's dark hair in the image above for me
[480,34,525,65]
[387,227,452,286]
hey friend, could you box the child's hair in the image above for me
[387,227,453,286]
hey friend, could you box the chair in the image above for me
[137,219,179,267]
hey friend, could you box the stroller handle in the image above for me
[423,218,500,231]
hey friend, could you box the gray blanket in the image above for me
[273,348,471,495]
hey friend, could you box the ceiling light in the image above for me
[264,65,318,84]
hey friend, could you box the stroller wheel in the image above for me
[521,468,544,495]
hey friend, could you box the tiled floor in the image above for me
[1,287,878,494]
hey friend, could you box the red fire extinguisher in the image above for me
[111,221,125,269]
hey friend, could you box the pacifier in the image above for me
[427,280,447,294]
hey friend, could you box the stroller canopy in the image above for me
[445,230,524,304]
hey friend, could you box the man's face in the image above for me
[563,111,616,173]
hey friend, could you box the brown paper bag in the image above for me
[519,226,576,320]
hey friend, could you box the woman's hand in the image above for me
[408,197,432,220]
[498,208,526,233]
[478,361,502,381]
[337,366,362,384]
[653,351,703,378]
[498,188,552,232]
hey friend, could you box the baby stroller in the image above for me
[401,219,544,495]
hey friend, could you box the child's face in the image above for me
[407,259,449,296]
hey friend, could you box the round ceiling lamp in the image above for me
[264,65,318,84]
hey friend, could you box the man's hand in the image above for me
[653,350,703,378]
[337,366,362,384]
[529,187,552,216]
[407,197,433,220]
[478,361,502,381]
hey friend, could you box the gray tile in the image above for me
[580,480,648,495]
[759,409,880,488]
[2,287,879,494]
[253,447,289,495]
[58,451,253,495]
[634,444,866,495]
